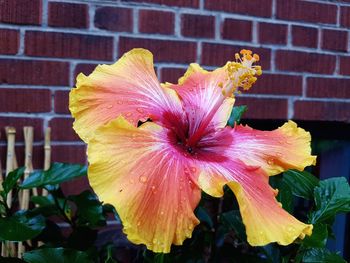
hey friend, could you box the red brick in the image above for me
[74,63,98,81]
[339,56,350,75]
[0,145,43,169]
[322,29,348,52]
[235,97,288,120]
[181,14,215,38]
[48,2,88,28]
[0,59,69,86]
[0,117,43,142]
[275,50,336,74]
[222,19,252,42]
[292,26,318,48]
[120,0,199,8]
[139,10,174,35]
[277,0,337,24]
[340,6,350,28]
[160,67,186,83]
[119,37,196,63]
[294,101,350,122]
[94,7,132,32]
[54,90,69,114]
[259,23,287,45]
[25,31,113,61]
[50,118,79,141]
[201,43,271,70]
[0,88,51,113]
[307,78,350,99]
[249,74,302,95]
[0,0,42,25]
[0,29,19,55]
[205,0,272,18]
[51,145,86,164]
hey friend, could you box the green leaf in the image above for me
[220,210,246,241]
[1,167,25,195]
[20,163,87,189]
[195,206,213,228]
[310,177,350,224]
[302,248,346,263]
[23,248,93,263]
[227,105,247,127]
[273,178,293,213]
[0,212,45,241]
[30,195,54,207]
[69,190,105,227]
[302,223,328,248]
[283,170,319,200]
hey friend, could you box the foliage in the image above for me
[0,107,349,262]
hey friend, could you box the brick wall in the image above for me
[0,0,350,167]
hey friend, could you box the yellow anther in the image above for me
[219,49,262,97]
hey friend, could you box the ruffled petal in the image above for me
[87,116,201,253]
[165,64,235,145]
[70,48,185,142]
[198,160,313,246]
[229,120,317,175]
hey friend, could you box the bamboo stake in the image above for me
[42,127,51,197]
[1,127,17,257]
[18,127,34,257]
[5,127,15,208]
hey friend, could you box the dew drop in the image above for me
[287,226,294,233]
[276,152,283,157]
[129,179,135,184]
[117,100,123,105]
[137,221,141,226]
[126,112,132,117]
[106,104,113,109]
[152,239,157,244]
[267,158,274,165]
[160,211,164,216]
[139,175,147,183]
[190,167,196,173]
[188,225,193,230]
[136,107,144,113]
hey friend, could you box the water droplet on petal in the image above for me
[139,175,147,183]
[129,179,135,184]
[117,100,123,105]
[152,239,157,244]
[136,107,144,113]
[126,112,132,117]
[287,226,294,233]
[160,211,164,216]
[106,104,113,109]
[137,221,141,226]
[267,158,274,165]
[190,167,196,173]
[276,152,283,157]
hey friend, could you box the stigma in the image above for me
[220,49,262,97]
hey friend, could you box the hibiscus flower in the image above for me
[69,48,316,253]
